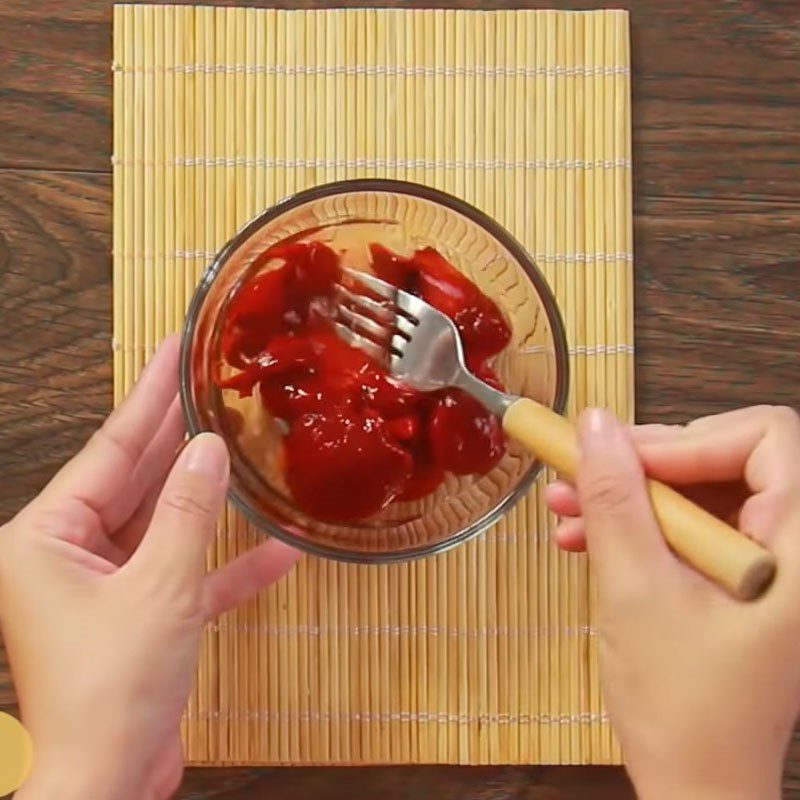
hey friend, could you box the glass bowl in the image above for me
[180,179,569,563]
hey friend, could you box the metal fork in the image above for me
[334,268,775,601]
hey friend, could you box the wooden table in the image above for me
[1,0,799,797]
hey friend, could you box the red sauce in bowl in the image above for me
[216,241,511,523]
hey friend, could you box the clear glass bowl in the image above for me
[180,179,569,563]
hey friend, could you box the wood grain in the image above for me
[0,171,112,516]
[178,765,634,799]
[0,0,799,797]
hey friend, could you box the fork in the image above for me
[334,268,775,601]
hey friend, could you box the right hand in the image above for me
[545,406,800,800]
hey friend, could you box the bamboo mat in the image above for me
[112,5,633,766]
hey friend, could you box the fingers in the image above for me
[576,409,673,593]
[36,336,181,526]
[543,422,671,565]
[553,517,587,552]
[106,395,186,534]
[545,479,748,546]
[635,406,800,553]
[126,433,229,588]
[738,488,795,548]
[99,334,181,467]
[543,481,580,517]
[21,496,126,566]
[543,481,587,551]
[636,405,800,491]
[203,538,301,619]
[549,408,800,568]
[544,425,694,520]
[112,434,185,561]
[632,423,683,442]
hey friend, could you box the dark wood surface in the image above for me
[1,0,799,797]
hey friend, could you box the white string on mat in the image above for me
[207,622,598,638]
[166,156,632,171]
[112,249,634,264]
[182,709,609,725]
[113,63,631,78]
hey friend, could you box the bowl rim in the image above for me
[180,178,570,563]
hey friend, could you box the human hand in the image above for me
[2,336,300,800]
[545,406,800,800]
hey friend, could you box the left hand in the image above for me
[3,336,300,800]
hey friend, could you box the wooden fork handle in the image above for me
[502,397,776,601]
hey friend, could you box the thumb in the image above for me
[576,409,671,594]
[128,433,229,586]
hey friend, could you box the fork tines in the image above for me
[333,270,419,361]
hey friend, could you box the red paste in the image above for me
[217,240,511,522]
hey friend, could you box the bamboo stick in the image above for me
[141,6,153,369]
[112,6,124,407]
[131,6,144,388]
[153,7,166,352]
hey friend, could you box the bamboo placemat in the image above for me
[112,4,633,766]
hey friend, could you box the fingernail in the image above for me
[578,408,619,454]
[179,432,230,484]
